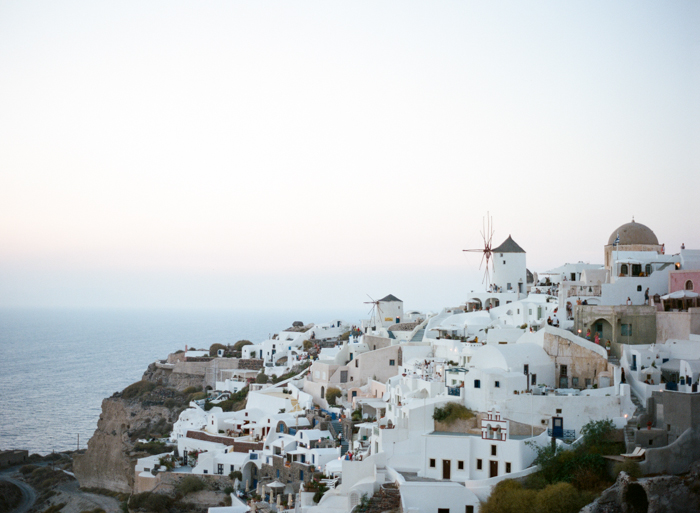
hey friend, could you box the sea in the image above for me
[0,307,362,455]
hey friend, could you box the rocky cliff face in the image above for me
[73,362,205,493]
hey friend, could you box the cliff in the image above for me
[73,359,205,493]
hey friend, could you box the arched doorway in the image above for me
[242,461,260,491]
[591,318,613,345]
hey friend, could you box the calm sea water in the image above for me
[0,307,361,455]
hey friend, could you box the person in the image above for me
[586,328,591,340]
[644,288,650,305]
[626,297,632,306]
[621,367,626,384]
[547,316,553,326]
[594,332,600,345]
[682,243,686,250]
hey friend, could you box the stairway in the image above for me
[366,483,401,513]
[410,329,425,342]
[329,420,349,456]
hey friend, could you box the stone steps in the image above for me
[366,485,401,513]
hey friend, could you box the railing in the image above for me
[567,285,602,297]
[447,386,461,396]
[547,428,576,440]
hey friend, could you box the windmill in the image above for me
[364,295,384,329]
[463,212,495,286]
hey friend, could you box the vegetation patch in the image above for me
[0,481,23,513]
[481,479,591,513]
[176,476,206,496]
[210,386,249,412]
[432,402,474,424]
[129,493,173,513]
[325,387,342,405]
[133,441,168,455]
[121,380,156,399]
[25,466,71,491]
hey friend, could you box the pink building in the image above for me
[669,270,700,294]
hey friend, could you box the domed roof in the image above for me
[607,220,659,246]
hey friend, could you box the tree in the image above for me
[233,340,253,351]
[209,343,226,357]
[256,372,269,384]
[326,387,342,405]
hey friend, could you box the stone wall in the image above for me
[656,309,700,343]
[238,359,264,371]
[259,454,313,491]
[574,305,657,358]
[543,331,610,388]
[134,468,234,495]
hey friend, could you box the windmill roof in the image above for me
[492,236,525,253]
[379,294,402,302]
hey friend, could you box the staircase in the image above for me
[410,329,425,342]
[329,420,349,456]
[365,483,401,513]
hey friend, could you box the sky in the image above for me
[0,1,698,313]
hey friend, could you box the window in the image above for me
[474,380,481,389]
[637,285,642,292]
[507,283,512,290]
[517,309,520,314]
[389,359,395,366]
[524,364,529,375]
[572,377,579,388]
[300,470,304,480]
[491,445,497,456]
[632,264,642,276]
[531,374,537,385]
[570,273,576,281]
[438,509,450,513]
[430,458,436,468]
[217,464,224,475]
[687,280,694,291]
[495,381,500,388]
[556,408,562,414]
[506,462,511,473]
[230,465,234,472]
[277,469,280,478]
[621,324,632,336]
[466,507,474,513]
[585,378,592,387]
[458,460,464,470]
[476,459,483,470]
[503,260,506,264]
[203,470,208,474]
[560,365,568,376]
[646,264,652,275]
[620,264,628,275]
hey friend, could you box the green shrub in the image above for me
[20,464,38,475]
[230,470,242,482]
[176,476,206,495]
[339,331,351,341]
[134,441,167,455]
[209,343,227,357]
[612,460,642,480]
[432,402,474,424]
[122,381,156,399]
[255,372,269,384]
[325,387,342,405]
[303,340,313,351]
[190,392,207,401]
[480,480,536,513]
[223,486,234,495]
[233,340,253,351]
[535,482,588,513]
[129,492,173,513]
[182,386,202,395]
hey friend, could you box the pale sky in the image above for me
[1,1,698,312]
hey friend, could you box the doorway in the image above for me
[489,460,498,478]
[442,460,451,480]
[552,417,563,438]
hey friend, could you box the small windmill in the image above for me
[463,212,495,286]
[364,295,384,328]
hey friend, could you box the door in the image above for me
[559,376,568,388]
[489,460,498,478]
[552,417,563,438]
[632,355,637,370]
[442,460,451,480]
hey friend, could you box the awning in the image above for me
[661,290,699,300]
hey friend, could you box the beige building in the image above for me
[574,305,657,358]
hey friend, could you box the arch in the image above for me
[350,492,360,508]
[624,483,648,513]
[241,461,260,491]
[591,318,613,346]
[686,280,694,291]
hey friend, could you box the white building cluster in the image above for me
[136,219,700,513]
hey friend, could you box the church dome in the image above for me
[607,220,659,246]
